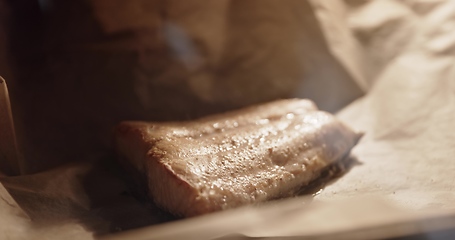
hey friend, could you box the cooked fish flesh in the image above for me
[115,99,361,217]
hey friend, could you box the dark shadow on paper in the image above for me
[0,156,176,235]
[80,156,176,235]
[297,154,362,197]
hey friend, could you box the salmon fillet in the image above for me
[115,99,361,217]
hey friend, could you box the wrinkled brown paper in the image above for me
[2,0,455,239]
[316,0,455,210]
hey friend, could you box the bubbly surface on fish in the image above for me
[115,99,361,217]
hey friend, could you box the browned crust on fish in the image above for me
[115,99,361,217]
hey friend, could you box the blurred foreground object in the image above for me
[101,196,455,240]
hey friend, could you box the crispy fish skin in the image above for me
[115,99,361,217]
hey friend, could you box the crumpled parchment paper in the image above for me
[316,0,455,211]
[2,0,455,239]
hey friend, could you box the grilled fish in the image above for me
[115,99,361,217]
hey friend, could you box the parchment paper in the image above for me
[316,0,455,209]
[2,0,455,239]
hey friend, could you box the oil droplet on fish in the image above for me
[313,188,323,196]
